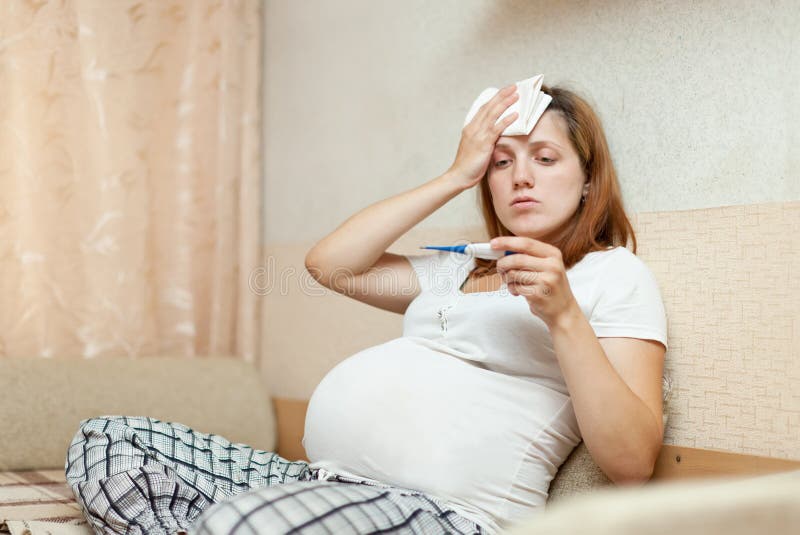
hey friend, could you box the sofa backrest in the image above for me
[16,203,787,488]
[630,201,798,458]
[0,356,277,471]
[548,200,800,497]
[261,200,800,500]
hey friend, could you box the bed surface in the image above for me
[0,470,91,535]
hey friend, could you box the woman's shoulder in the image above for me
[608,246,658,276]
[571,246,661,291]
[589,246,665,302]
[585,246,669,350]
[583,245,654,274]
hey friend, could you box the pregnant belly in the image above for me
[302,337,565,500]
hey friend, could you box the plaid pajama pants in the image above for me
[64,416,487,535]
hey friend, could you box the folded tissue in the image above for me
[463,74,552,136]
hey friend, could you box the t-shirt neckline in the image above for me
[456,257,506,296]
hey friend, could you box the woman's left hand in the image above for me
[491,236,579,328]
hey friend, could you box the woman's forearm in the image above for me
[305,172,465,279]
[306,84,516,281]
[549,303,663,484]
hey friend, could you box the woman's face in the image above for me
[487,110,588,244]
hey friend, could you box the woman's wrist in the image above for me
[548,299,585,335]
[437,169,473,195]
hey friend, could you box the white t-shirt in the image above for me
[303,246,668,534]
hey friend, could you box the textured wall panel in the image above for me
[631,202,799,459]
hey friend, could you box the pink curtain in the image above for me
[0,0,262,362]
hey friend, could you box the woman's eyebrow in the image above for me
[495,140,563,150]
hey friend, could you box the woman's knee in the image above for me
[68,416,135,455]
[71,415,162,446]
[76,415,150,433]
[192,482,377,535]
[65,416,153,482]
[192,486,287,535]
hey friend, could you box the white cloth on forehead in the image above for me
[463,74,552,136]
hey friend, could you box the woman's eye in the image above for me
[494,156,555,167]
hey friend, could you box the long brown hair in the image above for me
[473,83,637,275]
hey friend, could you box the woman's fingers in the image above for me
[475,85,518,125]
[483,90,518,126]
[494,110,518,132]
[448,84,518,189]
[500,268,540,286]
[508,282,550,297]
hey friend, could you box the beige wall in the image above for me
[262,0,799,243]
[258,1,800,459]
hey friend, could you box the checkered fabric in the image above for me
[65,416,486,535]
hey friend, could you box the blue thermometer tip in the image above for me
[420,245,467,253]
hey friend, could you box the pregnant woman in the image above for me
[65,81,667,535]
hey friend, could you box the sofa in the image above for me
[1,201,799,534]
[0,357,279,535]
[0,356,798,535]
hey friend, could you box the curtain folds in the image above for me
[0,0,263,363]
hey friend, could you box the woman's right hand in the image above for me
[445,84,520,191]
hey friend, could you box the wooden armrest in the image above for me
[272,397,310,462]
[654,444,800,480]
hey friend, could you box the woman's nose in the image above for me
[511,159,535,187]
[513,171,534,188]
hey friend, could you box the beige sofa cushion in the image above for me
[547,375,672,501]
[547,442,613,502]
[510,468,800,535]
[0,357,276,471]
